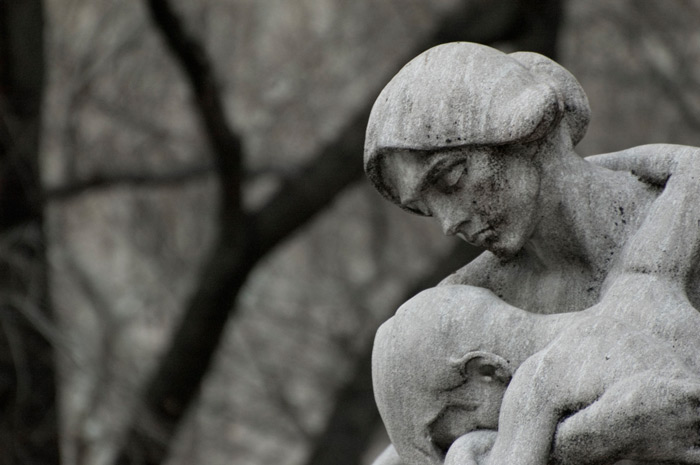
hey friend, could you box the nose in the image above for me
[439,216,463,237]
[428,197,470,237]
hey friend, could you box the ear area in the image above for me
[450,351,513,385]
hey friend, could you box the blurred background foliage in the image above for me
[1,0,700,464]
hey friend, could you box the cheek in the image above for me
[508,171,540,208]
[465,156,520,222]
[429,405,480,455]
[496,162,541,225]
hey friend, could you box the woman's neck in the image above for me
[524,142,656,276]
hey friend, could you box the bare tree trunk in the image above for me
[0,1,61,464]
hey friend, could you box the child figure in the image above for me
[374,282,700,465]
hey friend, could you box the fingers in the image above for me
[445,431,497,465]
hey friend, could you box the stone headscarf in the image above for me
[363,42,591,208]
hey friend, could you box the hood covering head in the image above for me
[364,42,590,208]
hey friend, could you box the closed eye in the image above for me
[435,164,467,194]
[404,201,431,216]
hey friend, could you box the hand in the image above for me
[553,375,700,465]
[445,430,497,465]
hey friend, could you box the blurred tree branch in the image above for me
[145,0,244,227]
[115,0,562,463]
[46,165,214,201]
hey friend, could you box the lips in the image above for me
[457,226,494,245]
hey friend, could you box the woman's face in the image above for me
[383,143,542,260]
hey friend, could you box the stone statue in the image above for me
[364,42,700,465]
[375,281,700,465]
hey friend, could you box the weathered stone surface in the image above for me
[364,42,590,213]
[364,42,700,465]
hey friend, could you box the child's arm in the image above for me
[485,351,564,465]
[594,146,700,360]
[602,145,700,288]
[587,143,685,187]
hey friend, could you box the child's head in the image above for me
[372,285,523,464]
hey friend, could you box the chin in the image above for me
[487,235,527,262]
[491,247,520,262]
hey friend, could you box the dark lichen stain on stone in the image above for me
[618,206,627,224]
[446,139,452,143]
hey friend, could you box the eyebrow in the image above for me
[392,148,471,209]
[415,153,469,194]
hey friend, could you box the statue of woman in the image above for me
[364,42,700,465]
